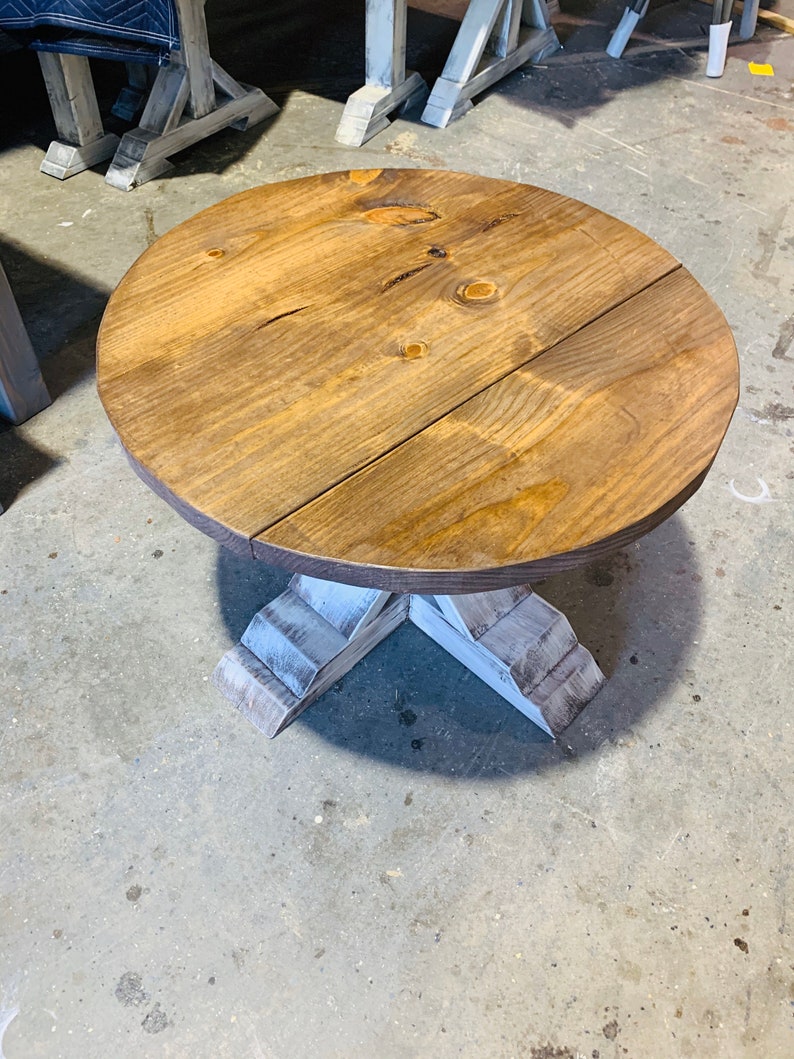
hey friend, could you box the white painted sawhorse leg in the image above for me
[37,51,121,179]
[36,0,278,188]
[607,0,758,78]
[213,575,605,739]
[335,0,429,147]
[420,0,559,128]
[335,0,559,144]
[105,0,278,190]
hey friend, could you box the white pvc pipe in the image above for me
[606,9,641,59]
[706,21,732,77]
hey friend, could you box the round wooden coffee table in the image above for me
[97,169,738,739]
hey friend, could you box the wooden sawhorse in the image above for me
[336,0,559,146]
[37,0,278,190]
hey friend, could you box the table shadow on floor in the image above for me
[0,237,106,401]
[216,510,704,777]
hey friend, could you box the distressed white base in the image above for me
[39,132,120,180]
[105,81,278,191]
[212,575,605,739]
[706,21,732,78]
[335,71,428,147]
[421,25,559,128]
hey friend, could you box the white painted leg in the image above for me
[409,588,604,737]
[212,576,409,737]
[606,0,650,59]
[37,52,120,179]
[105,57,278,190]
[335,0,428,146]
[111,63,154,122]
[706,19,733,78]
[739,0,760,39]
[420,0,559,128]
[105,0,278,190]
[213,578,604,739]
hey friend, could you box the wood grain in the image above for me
[97,170,738,593]
[252,266,738,589]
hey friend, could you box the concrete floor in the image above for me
[1,2,792,1056]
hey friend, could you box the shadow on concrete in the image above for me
[0,238,105,506]
[0,237,105,397]
[215,511,704,777]
[0,428,59,509]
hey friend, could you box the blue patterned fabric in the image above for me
[28,28,169,63]
[0,0,179,52]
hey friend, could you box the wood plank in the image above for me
[37,52,103,145]
[436,0,507,85]
[366,0,408,88]
[421,23,557,127]
[241,590,350,698]
[105,85,277,190]
[254,267,738,591]
[434,584,533,639]
[138,62,190,135]
[172,0,215,119]
[98,171,679,542]
[290,575,393,638]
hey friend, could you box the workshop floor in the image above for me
[0,2,792,1057]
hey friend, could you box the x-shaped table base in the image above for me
[213,574,605,739]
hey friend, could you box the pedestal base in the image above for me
[213,575,605,739]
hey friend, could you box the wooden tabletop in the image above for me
[97,169,738,592]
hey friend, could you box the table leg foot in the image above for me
[335,71,428,147]
[213,578,604,739]
[213,576,409,736]
[39,133,120,181]
[421,12,559,130]
[105,62,278,190]
[409,588,605,737]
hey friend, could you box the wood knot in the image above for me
[364,204,440,226]
[206,248,225,258]
[427,246,447,258]
[458,280,498,302]
[349,169,383,185]
[401,341,429,360]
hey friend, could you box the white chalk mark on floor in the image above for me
[576,122,647,156]
[0,1006,19,1059]
[728,477,777,503]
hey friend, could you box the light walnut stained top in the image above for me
[97,169,739,592]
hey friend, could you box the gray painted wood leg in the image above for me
[37,52,120,179]
[410,590,605,737]
[213,576,410,737]
[606,0,651,59]
[213,576,605,740]
[111,64,154,122]
[0,261,51,426]
[335,0,428,147]
[105,0,278,190]
[421,0,559,128]
[104,58,278,190]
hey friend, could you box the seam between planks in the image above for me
[246,261,684,543]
